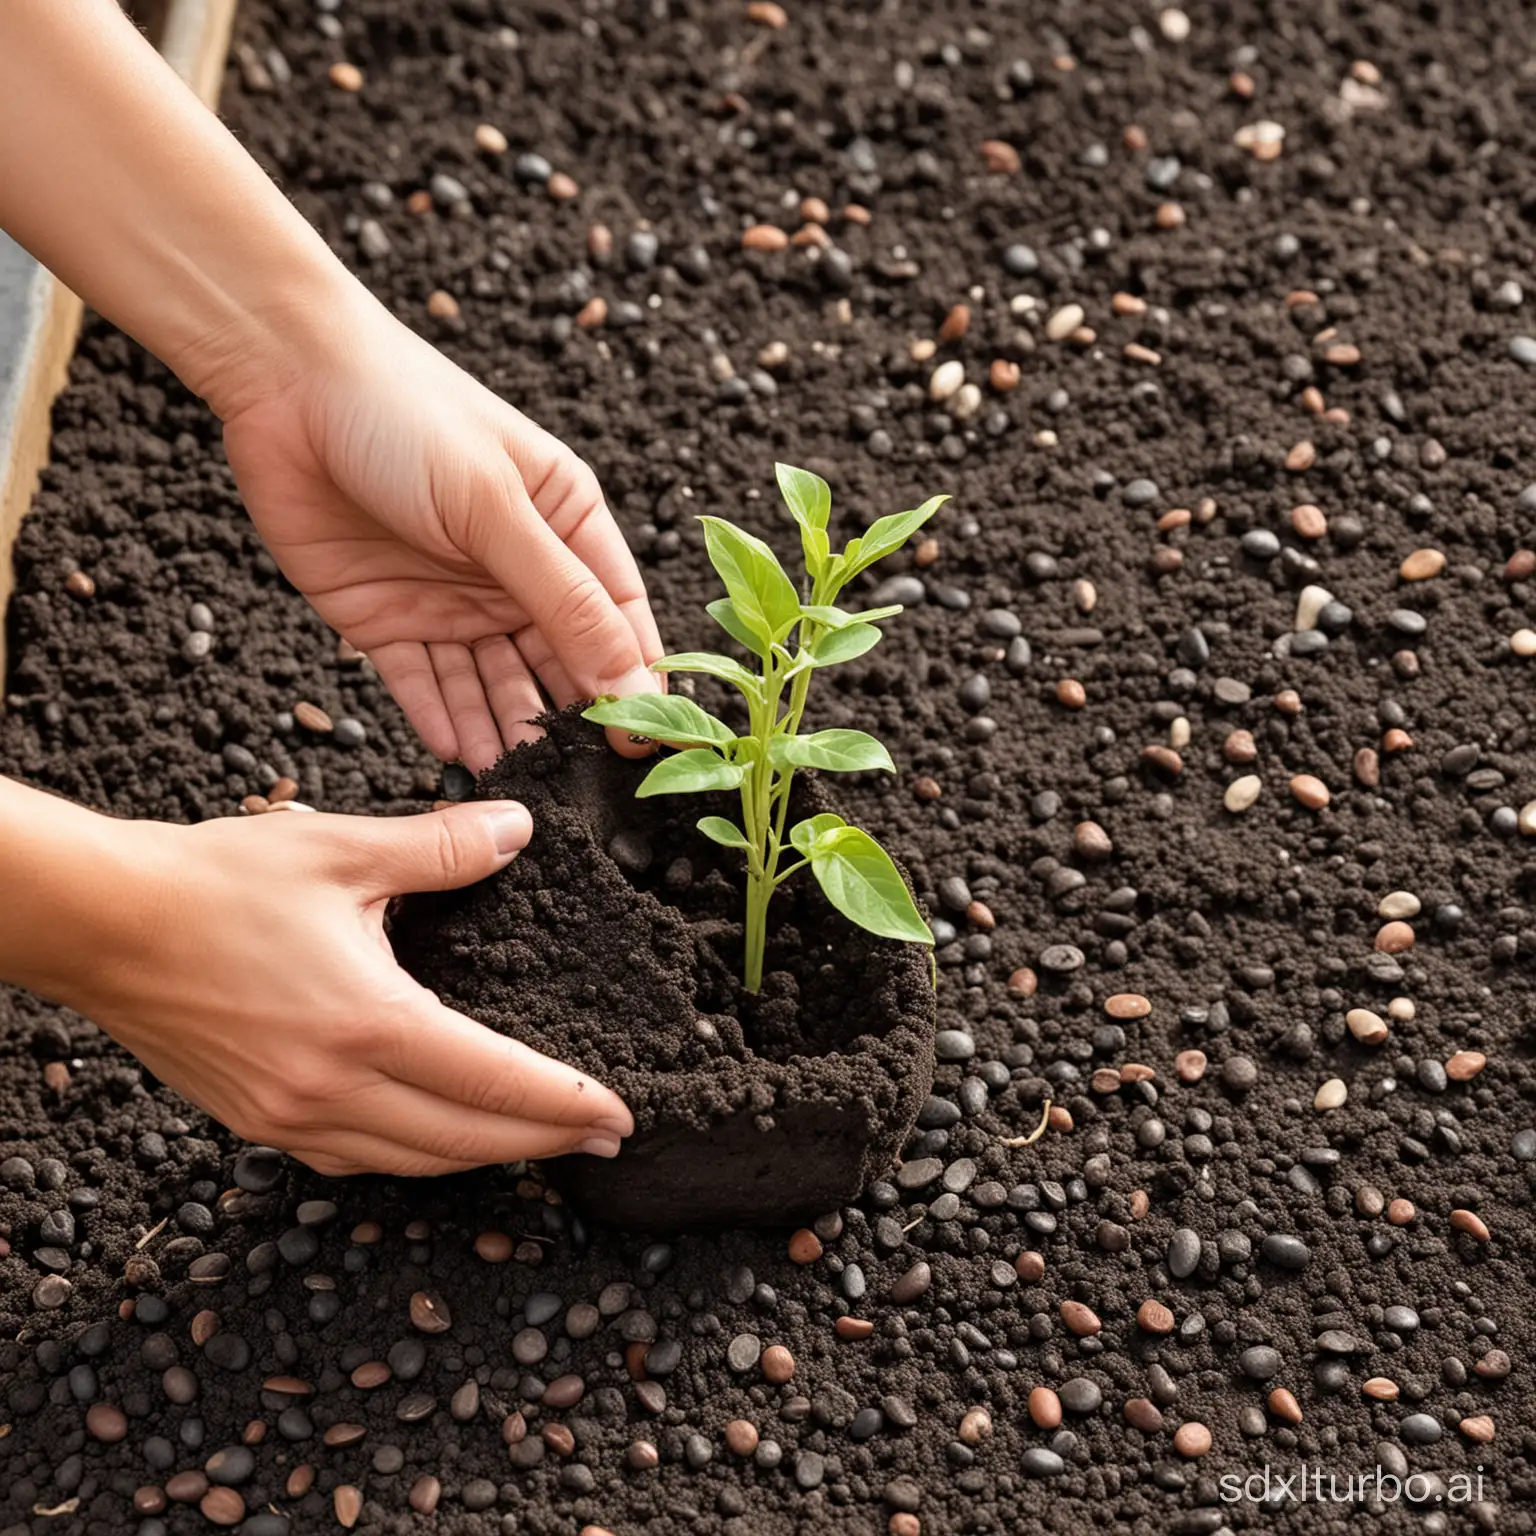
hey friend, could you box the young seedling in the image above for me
[585,464,948,993]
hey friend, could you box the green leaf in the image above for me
[775,463,831,531]
[698,516,802,645]
[583,693,735,748]
[807,827,933,945]
[798,603,905,630]
[697,815,751,849]
[635,749,746,798]
[790,812,845,856]
[808,623,882,667]
[840,494,950,580]
[769,729,894,773]
[706,597,768,658]
[650,652,761,695]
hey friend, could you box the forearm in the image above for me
[0,777,161,1008]
[0,0,365,419]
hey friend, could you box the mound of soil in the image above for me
[391,711,936,1229]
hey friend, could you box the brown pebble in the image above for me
[1028,1386,1062,1429]
[1400,548,1446,581]
[1450,1209,1491,1243]
[293,701,333,733]
[1137,1300,1175,1335]
[285,1465,314,1498]
[409,1290,452,1333]
[1056,678,1086,709]
[1363,1377,1400,1401]
[133,1487,167,1516]
[1142,745,1183,778]
[166,1472,209,1504]
[1273,688,1303,715]
[788,1229,823,1264]
[1106,993,1151,1019]
[1285,442,1316,471]
[1461,1415,1496,1444]
[1155,201,1186,229]
[746,0,787,24]
[334,1485,363,1529]
[725,1419,759,1456]
[474,1230,513,1263]
[1289,774,1330,810]
[1355,1185,1385,1217]
[408,1476,441,1515]
[43,1061,71,1093]
[85,1403,128,1443]
[1149,546,1184,574]
[1387,1198,1416,1226]
[328,62,363,92]
[575,296,607,330]
[1505,549,1536,581]
[1015,1251,1045,1282]
[989,359,1021,392]
[1008,967,1038,997]
[1382,728,1413,753]
[981,138,1021,174]
[1353,747,1381,787]
[191,1310,220,1347]
[1223,729,1258,764]
[543,1423,576,1456]
[1060,1301,1101,1337]
[501,1411,527,1445]
[1124,1398,1164,1432]
[1129,1189,1150,1219]
[1074,821,1114,861]
[889,1261,932,1304]
[1174,1049,1208,1083]
[426,290,462,322]
[547,171,579,200]
[1290,503,1327,539]
[200,1488,245,1527]
[889,1517,920,1536]
[1375,921,1415,954]
[913,536,940,568]
[1173,1422,1212,1457]
[474,123,507,155]
[742,224,789,252]
[760,1344,796,1383]
[957,1406,992,1446]
[913,774,943,801]
[938,303,971,342]
[1445,1050,1486,1081]
[835,1316,874,1340]
[1267,1388,1302,1424]
[65,569,96,599]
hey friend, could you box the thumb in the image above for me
[323,801,533,898]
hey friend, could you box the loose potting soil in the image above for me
[3,0,1536,1533]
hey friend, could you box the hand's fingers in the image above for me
[429,642,503,772]
[370,641,458,762]
[464,460,659,706]
[471,635,546,749]
[383,1000,633,1138]
[516,623,656,760]
[289,1135,479,1180]
[313,801,532,899]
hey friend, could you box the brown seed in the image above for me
[1375,921,1415,954]
[547,172,579,201]
[1450,1209,1491,1243]
[1267,1388,1302,1424]
[1124,1398,1164,1432]
[240,794,269,816]
[243,1420,266,1445]
[1123,124,1148,151]
[43,1061,71,1093]
[133,1487,167,1515]
[543,1423,576,1456]
[1124,343,1162,366]
[1173,1422,1212,1457]
[761,1344,796,1383]
[1289,774,1330,810]
[334,1485,363,1529]
[1155,201,1186,229]
[200,1488,245,1527]
[725,1419,759,1456]
[1362,1377,1400,1401]
[957,1407,992,1446]
[1175,1049,1208,1083]
[1157,506,1191,530]
[746,0,788,25]
[1506,549,1536,581]
[293,701,333,733]
[1230,70,1255,97]
[166,1472,209,1503]
[1106,993,1151,1020]
[625,1440,659,1471]
[85,1403,127,1443]
[1008,967,1038,998]
[1015,1251,1045,1282]
[788,1229,823,1264]
[1027,1386,1062,1429]
[843,202,872,225]
[742,224,789,252]
[1223,729,1258,765]
[1300,385,1325,413]
[425,289,460,321]
[1382,728,1413,753]
[1060,1301,1101,1337]
[912,774,942,802]
[285,1465,315,1498]
[939,304,971,342]
[1073,821,1113,861]
[410,1290,452,1333]
[965,899,996,932]
[474,1230,513,1263]
[328,62,364,92]
[191,1309,220,1346]
[981,139,1021,174]
[1387,1197,1416,1226]
[835,1316,874,1340]
[406,189,433,215]
[1353,747,1381,787]
[501,1411,527,1445]
[1138,1300,1175,1335]
[323,1422,366,1448]
[408,1476,441,1515]
[1048,1105,1074,1133]
[1142,745,1184,778]
[1112,291,1148,316]
[1290,503,1327,539]
[790,222,830,250]
[1285,441,1316,471]
[1056,678,1086,709]
[65,569,96,598]
[1149,546,1184,575]
[1400,548,1446,581]
[913,536,940,567]
[795,196,829,225]
[1091,1067,1123,1095]
[575,296,607,330]
[989,358,1021,392]
[1321,342,1360,366]
[1461,1415,1496,1444]
[1445,1050,1486,1082]
[889,1517,920,1536]
[1129,1189,1150,1219]
[474,123,507,155]
[350,1361,391,1390]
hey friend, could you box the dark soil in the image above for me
[4,0,1536,1533]
[390,710,936,1229]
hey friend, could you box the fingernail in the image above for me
[577,1136,621,1158]
[483,801,533,857]
[601,666,661,699]
[591,1112,634,1139]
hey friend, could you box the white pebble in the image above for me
[1035,429,1059,447]
[1158,7,1191,42]
[1224,775,1262,813]
[1046,303,1086,342]
[1377,891,1422,920]
[1169,716,1191,750]
[1295,584,1333,632]
[1388,996,1416,1022]
[1314,1078,1348,1111]
[1346,1008,1388,1046]
[929,360,965,401]
[951,382,983,420]
[911,337,937,363]
[1511,628,1536,657]
[1520,801,1536,837]
[1233,120,1286,149]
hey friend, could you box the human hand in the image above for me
[56,799,633,1176]
[216,297,663,771]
